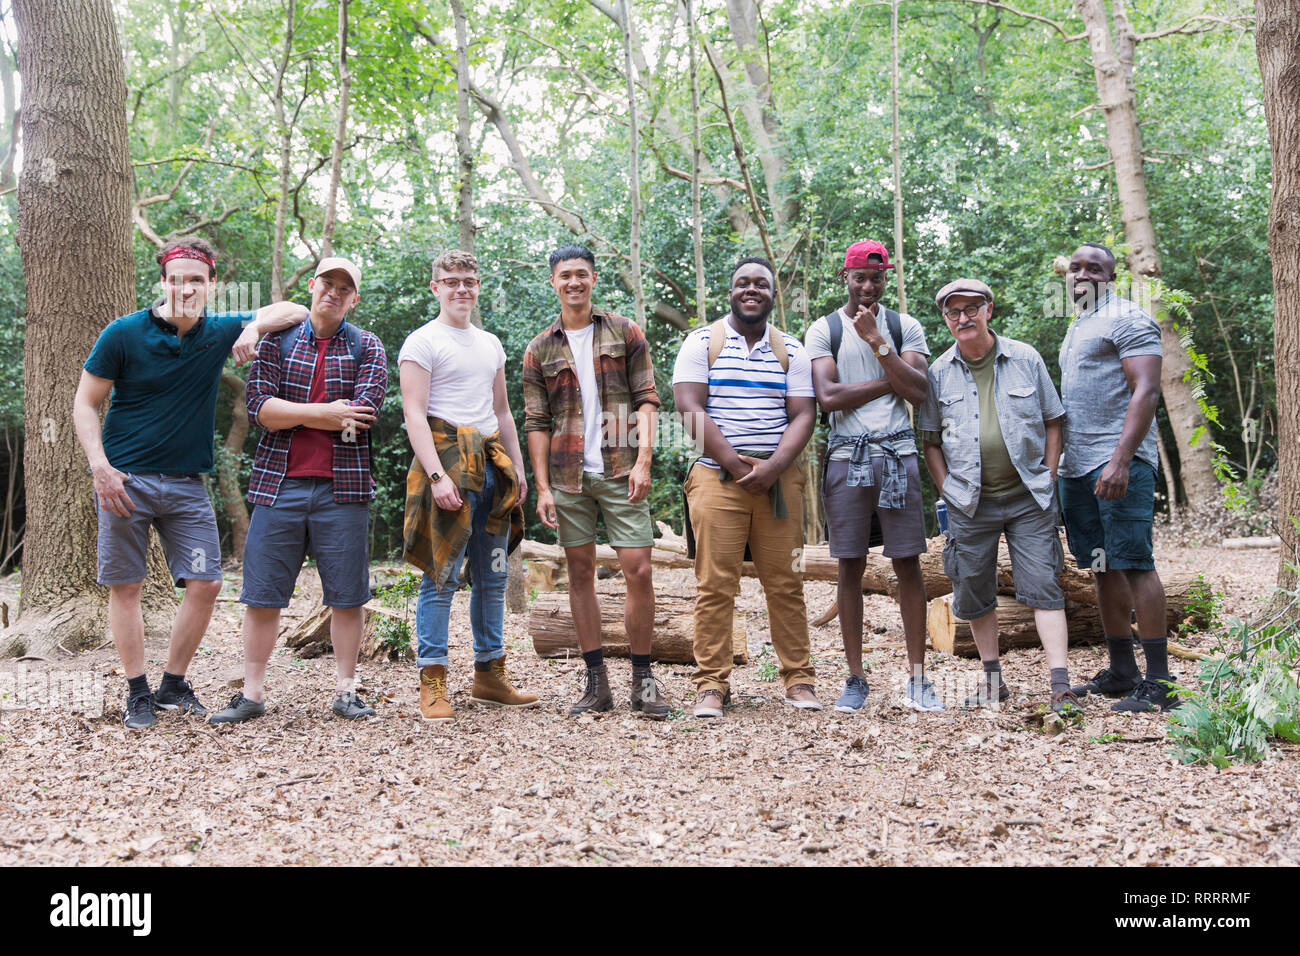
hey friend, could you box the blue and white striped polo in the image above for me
[671,317,815,468]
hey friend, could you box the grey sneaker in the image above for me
[124,692,156,730]
[332,691,377,720]
[835,675,870,713]
[207,693,266,725]
[902,676,945,712]
[154,677,207,716]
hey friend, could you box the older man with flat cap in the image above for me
[210,256,388,724]
[918,278,1080,714]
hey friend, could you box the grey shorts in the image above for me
[823,456,927,559]
[96,473,223,587]
[241,478,371,609]
[941,486,1065,620]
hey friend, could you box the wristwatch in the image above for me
[429,471,443,483]
[877,342,892,358]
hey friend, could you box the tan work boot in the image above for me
[470,654,540,708]
[419,665,453,722]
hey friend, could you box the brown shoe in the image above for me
[785,683,823,711]
[470,654,540,708]
[630,665,671,719]
[693,688,726,718]
[571,664,613,715]
[419,665,453,722]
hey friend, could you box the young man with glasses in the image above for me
[400,250,536,723]
[919,278,1079,715]
[74,236,309,729]
[804,240,935,713]
[522,244,668,718]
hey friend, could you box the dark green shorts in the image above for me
[552,473,654,549]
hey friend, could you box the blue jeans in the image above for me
[415,465,509,666]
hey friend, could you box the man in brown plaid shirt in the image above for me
[522,244,668,718]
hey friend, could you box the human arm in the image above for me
[400,360,461,511]
[736,396,816,495]
[1095,354,1161,500]
[492,367,527,507]
[623,320,659,504]
[923,439,948,494]
[628,403,656,503]
[521,342,557,528]
[810,356,895,413]
[672,381,748,476]
[1044,417,1063,483]
[72,371,135,517]
[231,301,310,364]
[851,305,930,406]
[251,333,383,434]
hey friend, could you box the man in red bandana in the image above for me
[73,237,309,730]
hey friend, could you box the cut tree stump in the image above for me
[282,603,413,662]
[926,595,1106,657]
[528,580,746,665]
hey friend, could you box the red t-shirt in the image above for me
[285,337,335,478]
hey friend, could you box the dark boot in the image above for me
[630,664,671,719]
[570,663,613,715]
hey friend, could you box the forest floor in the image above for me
[0,532,1296,867]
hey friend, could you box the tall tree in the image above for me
[1256,0,1300,600]
[319,0,351,258]
[5,0,174,657]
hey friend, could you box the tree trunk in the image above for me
[619,0,647,329]
[1072,0,1218,502]
[451,0,475,257]
[269,0,296,302]
[6,0,175,658]
[218,373,251,559]
[685,0,706,324]
[890,0,907,314]
[319,0,350,258]
[1256,0,1300,603]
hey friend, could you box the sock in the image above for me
[336,675,355,695]
[982,659,1001,674]
[474,659,493,672]
[582,648,604,670]
[1105,635,1139,680]
[127,674,150,700]
[159,670,185,690]
[1140,638,1170,681]
[1049,667,1070,695]
[630,653,651,670]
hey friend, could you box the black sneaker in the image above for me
[124,692,156,730]
[1071,667,1139,698]
[154,678,207,716]
[1111,677,1179,713]
[1051,689,1084,718]
[207,693,266,724]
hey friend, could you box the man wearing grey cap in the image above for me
[210,256,388,725]
[919,278,1080,715]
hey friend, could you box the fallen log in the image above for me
[529,580,746,665]
[282,603,413,662]
[926,595,1107,657]
[1221,536,1281,549]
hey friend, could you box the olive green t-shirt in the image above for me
[965,346,1024,498]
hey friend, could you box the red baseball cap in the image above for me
[840,240,894,274]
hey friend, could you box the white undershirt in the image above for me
[563,323,605,474]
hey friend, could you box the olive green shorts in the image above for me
[552,473,654,549]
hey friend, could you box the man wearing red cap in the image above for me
[209,256,388,725]
[73,236,310,729]
[805,240,936,712]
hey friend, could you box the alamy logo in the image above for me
[49,886,151,936]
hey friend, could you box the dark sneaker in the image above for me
[1071,667,1139,699]
[571,664,614,715]
[1112,677,1179,713]
[207,693,266,725]
[630,667,671,719]
[332,691,377,720]
[154,678,207,716]
[962,674,1011,709]
[835,675,870,713]
[124,693,156,730]
[1051,689,1084,717]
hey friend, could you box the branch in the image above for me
[927,0,1082,41]
[1135,14,1254,42]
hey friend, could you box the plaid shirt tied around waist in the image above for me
[522,309,661,495]
[244,320,387,505]
[402,417,524,588]
[826,427,914,510]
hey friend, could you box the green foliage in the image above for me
[1169,593,1300,767]
[373,570,421,656]
[753,645,778,682]
[1183,573,1226,635]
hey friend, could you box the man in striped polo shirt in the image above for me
[673,257,820,717]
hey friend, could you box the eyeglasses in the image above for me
[943,303,986,321]
[436,277,480,290]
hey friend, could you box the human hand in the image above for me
[735,455,777,494]
[432,475,463,511]
[93,465,136,518]
[536,487,558,529]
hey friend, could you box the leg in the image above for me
[165,579,221,676]
[967,610,1001,663]
[686,465,751,695]
[747,465,814,691]
[893,556,928,676]
[879,454,932,678]
[564,543,602,654]
[305,485,373,691]
[837,556,867,677]
[415,571,456,667]
[329,606,365,683]
[1094,570,1136,636]
[1034,608,1069,670]
[464,470,509,665]
[152,475,226,678]
[615,546,655,657]
[241,606,282,702]
[108,581,147,679]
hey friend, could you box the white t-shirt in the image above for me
[804,307,930,459]
[563,322,605,473]
[397,319,506,433]
[671,318,815,469]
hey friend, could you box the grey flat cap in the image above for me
[934,278,993,310]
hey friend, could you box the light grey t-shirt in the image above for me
[1058,290,1164,479]
[804,306,930,459]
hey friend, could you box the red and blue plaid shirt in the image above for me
[245,320,387,505]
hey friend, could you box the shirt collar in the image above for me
[548,307,608,338]
[1075,287,1117,321]
[306,318,349,344]
[725,315,773,352]
[946,331,1003,369]
[148,298,207,335]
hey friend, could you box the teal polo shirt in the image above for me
[83,303,255,473]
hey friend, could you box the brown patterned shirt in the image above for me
[522,309,661,494]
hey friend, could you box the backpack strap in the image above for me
[881,306,904,354]
[707,318,729,370]
[278,320,367,366]
[277,321,306,365]
[826,309,843,363]
[767,325,789,372]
